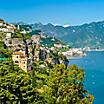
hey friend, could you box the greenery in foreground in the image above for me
[0,58,94,104]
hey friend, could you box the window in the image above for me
[15,60,19,63]
[9,41,12,44]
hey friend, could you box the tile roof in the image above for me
[13,52,24,55]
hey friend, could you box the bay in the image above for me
[69,51,104,104]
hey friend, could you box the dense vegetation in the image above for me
[0,53,94,104]
[0,59,38,104]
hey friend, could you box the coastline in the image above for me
[68,49,104,60]
[68,56,84,60]
[83,48,104,52]
[85,49,104,52]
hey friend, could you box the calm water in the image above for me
[69,51,104,104]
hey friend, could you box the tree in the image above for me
[30,61,49,88]
[40,64,94,104]
[0,59,38,104]
[28,61,50,104]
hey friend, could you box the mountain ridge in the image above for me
[15,20,104,48]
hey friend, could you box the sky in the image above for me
[0,0,104,25]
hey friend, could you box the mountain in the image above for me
[20,21,104,48]
[31,23,67,37]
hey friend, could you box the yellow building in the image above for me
[12,52,28,72]
[19,58,28,72]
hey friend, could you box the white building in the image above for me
[0,28,8,32]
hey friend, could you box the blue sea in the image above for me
[69,51,104,104]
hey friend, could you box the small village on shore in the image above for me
[0,19,85,72]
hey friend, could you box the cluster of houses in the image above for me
[10,33,43,72]
[0,19,15,33]
[62,48,86,59]
[0,22,67,72]
[0,19,85,72]
[11,34,70,72]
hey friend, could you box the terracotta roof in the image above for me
[13,52,24,55]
